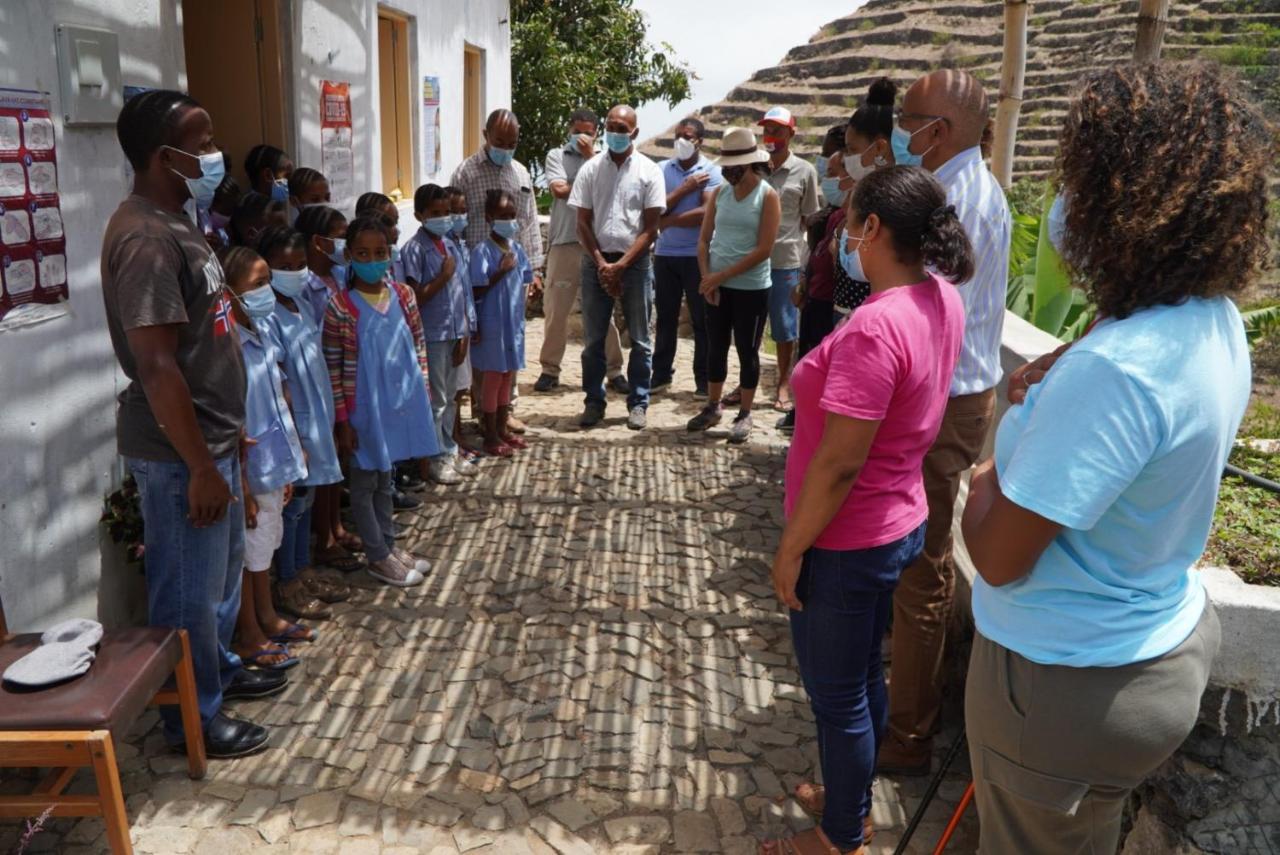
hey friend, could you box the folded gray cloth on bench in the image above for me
[3,618,105,687]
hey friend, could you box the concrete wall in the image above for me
[0,0,510,632]
[290,0,511,212]
[0,0,185,633]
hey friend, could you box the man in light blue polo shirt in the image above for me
[653,117,721,395]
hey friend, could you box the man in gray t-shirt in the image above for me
[534,108,623,393]
[101,89,277,760]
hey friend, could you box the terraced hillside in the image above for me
[641,0,1280,182]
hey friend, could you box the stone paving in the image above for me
[0,325,979,854]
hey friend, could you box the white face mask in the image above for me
[674,137,697,161]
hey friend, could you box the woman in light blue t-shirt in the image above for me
[959,63,1271,854]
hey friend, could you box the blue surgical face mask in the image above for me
[424,215,453,237]
[324,237,347,266]
[821,177,846,208]
[270,267,310,299]
[238,284,277,319]
[166,146,225,209]
[451,213,468,235]
[488,145,515,167]
[271,178,289,203]
[838,226,868,282]
[604,131,633,154]
[890,119,938,169]
[815,154,829,180]
[350,259,390,284]
[492,219,519,240]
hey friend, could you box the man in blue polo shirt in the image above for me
[652,117,721,395]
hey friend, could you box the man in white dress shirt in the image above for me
[569,104,666,431]
[881,69,1012,777]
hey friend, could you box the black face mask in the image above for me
[722,165,747,185]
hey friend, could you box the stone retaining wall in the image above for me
[953,313,1280,854]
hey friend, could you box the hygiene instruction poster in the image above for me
[422,76,441,177]
[320,80,354,209]
[0,87,69,331]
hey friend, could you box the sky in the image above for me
[631,0,870,144]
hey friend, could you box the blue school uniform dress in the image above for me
[469,237,532,373]
[349,292,439,472]
[403,226,476,342]
[240,322,308,495]
[265,301,343,486]
[302,270,339,327]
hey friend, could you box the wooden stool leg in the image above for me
[88,732,133,855]
[174,630,207,780]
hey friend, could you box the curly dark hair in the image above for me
[1057,62,1274,320]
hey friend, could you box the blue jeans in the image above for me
[789,524,926,850]
[425,339,460,458]
[581,254,653,410]
[275,486,314,582]
[769,267,802,343]
[126,454,245,741]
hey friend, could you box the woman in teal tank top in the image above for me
[689,127,781,443]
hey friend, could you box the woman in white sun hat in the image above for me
[687,126,781,444]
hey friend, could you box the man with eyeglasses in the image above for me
[880,69,1012,777]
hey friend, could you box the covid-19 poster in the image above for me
[320,80,355,210]
[0,87,69,331]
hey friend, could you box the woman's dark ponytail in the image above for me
[849,166,974,284]
[921,204,974,284]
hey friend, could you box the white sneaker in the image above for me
[393,547,431,576]
[451,456,480,478]
[367,555,423,587]
[428,458,462,485]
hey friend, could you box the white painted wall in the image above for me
[291,0,512,212]
[0,0,185,632]
[0,0,511,631]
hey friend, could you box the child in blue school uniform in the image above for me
[218,246,311,670]
[469,189,532,458]
[403,183,480,484]
[445,185,478,455]
[255,226,352,622]
[322,215,437,588]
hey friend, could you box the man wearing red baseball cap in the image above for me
[754,106,820,414]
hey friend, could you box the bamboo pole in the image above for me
[991,0,1028,189]
[1134,0,1171,62]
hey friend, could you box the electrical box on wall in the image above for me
[54,24,123,125]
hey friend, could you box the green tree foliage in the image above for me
[511,0,693,178]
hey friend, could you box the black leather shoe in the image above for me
[579,403,606,428]
[609,375,631,395]
[223,667,288,701]
[392,489,421,510]
[203,712,269,759]
[533,373,560,392]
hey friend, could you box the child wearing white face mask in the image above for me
[256,226,350,621]
[218,246,313,670]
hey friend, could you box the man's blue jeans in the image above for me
[789,523,926,850]
[126,454,245,741]
[581,253,653,411]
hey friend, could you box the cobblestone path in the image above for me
[1,327,978,854]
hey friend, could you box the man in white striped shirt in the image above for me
[880,69,1011,777]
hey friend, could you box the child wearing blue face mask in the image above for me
[255,226,351,621]
[404,183,479,484]
[469,189,532,457]
[322,215,437,588]
[219,246,312,669]
[355,192,408,283]
[445,185,478,454]
[295,205,349,326]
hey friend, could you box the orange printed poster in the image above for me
[320,81,354,208]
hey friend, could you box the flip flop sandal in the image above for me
[723,387,743,406]
[239,643,299,671]
[790,784,876,843]
[315,548,363,573]
[484,440,514,458]
[501,434,529,450]
[758,827,843,855]
[270,622,317,644]
[773,395,795,413]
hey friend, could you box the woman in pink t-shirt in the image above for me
[762,166,969,855]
